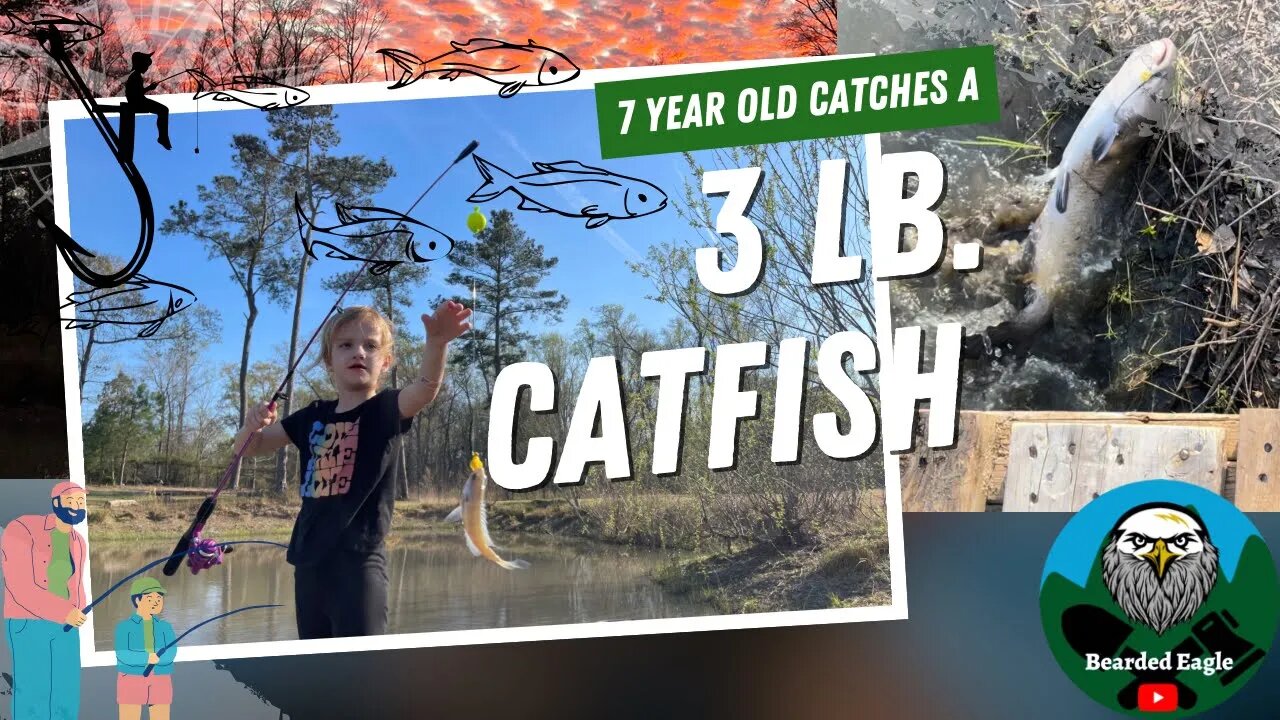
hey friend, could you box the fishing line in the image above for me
[470,277,479,454]
[142,603,282,677]
[65,539,288,631]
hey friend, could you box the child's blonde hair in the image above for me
[320,306,395,367]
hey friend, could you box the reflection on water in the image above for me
[90,533,709,648]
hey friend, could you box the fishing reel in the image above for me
[186,533,234,575]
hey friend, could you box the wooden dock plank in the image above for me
[899,410,1238,511]
[1003,423,1225,511]
[1234,409,1280,511]
[900,413,998,512]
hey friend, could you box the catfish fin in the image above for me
[314,240,359,261]
[451,38,508,51]
[518,198,553,213]
[439,71,464,81]
[463,530,482,557]
[369,260,402,276]
[498,80,525,98]
[1031,165,1058,184]
[138,318,166,338]
[1054,173,1070,214]
[444,505,463,523]
[585,215,610,229]
[467,156,515,203]
[1091,119,1119,162]
[534,161,610,175]
[334,203,359,225]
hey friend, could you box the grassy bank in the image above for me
[89,486,892,613]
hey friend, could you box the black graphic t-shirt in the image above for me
[280,389,411,566]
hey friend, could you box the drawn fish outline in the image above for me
[190,71,310,110]
[61,274,196,338]
[467,155,668,229]
[294,193,456,275]
[377,37,580,98]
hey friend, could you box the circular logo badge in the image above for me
[1040,479,1280,716]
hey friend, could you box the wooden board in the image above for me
[1234,409,1280,511]
[900,413,1007,512]
[1002,423,1225,511]
[1001,412,1239,461]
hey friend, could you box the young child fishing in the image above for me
[232,300,472,639]
[114,577,175,719]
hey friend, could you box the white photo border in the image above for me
[47,52,910,667]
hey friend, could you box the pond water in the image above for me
[89,532,710,648]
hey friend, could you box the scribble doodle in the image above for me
[467,155,668,228]
[60,274,196,338]
[295,193,456,275]
[188,69,310,110]
[2,11,156,289]
[376,37,580,98]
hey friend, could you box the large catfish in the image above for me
[975,38,1178,353]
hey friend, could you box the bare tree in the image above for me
[326,0,387,84]
[200,0,334,83]
[776,0,837,57]
[161,134,292,488]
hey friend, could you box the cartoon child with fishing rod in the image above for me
[114,577,175,719]
[232,300,472,639]
[125,51,171,151]
[1,481,88,720]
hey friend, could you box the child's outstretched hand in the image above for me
[241,400,278,434]
[423,300,472,344]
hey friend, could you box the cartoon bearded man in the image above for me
[2,481,89,720]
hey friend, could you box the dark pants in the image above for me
[293,548,389,639]
[130,97,170,143]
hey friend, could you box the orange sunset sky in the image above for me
[119,0,801,75]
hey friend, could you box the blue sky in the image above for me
[64,89,708,398]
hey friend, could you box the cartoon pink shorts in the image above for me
[117,672,173,705]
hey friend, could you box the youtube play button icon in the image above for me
[1138,684,1178,712]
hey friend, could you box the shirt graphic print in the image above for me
[301,416,361,498]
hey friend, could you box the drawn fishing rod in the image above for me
[142,604,282,677]
[63,540,287,631]
[162,139,480,576]
[0,12,157,289]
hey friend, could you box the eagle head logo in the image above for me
[1101,502,1219,635]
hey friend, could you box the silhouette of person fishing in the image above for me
[125,51,171,151]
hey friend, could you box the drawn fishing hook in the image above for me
[2,11,157,289]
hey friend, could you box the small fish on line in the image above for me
[445,453,531,570]
[467,155,668,229]
[61,274,196,338]
[189,70,309,110]
[295,193,456,275]
[376,38,580,98]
